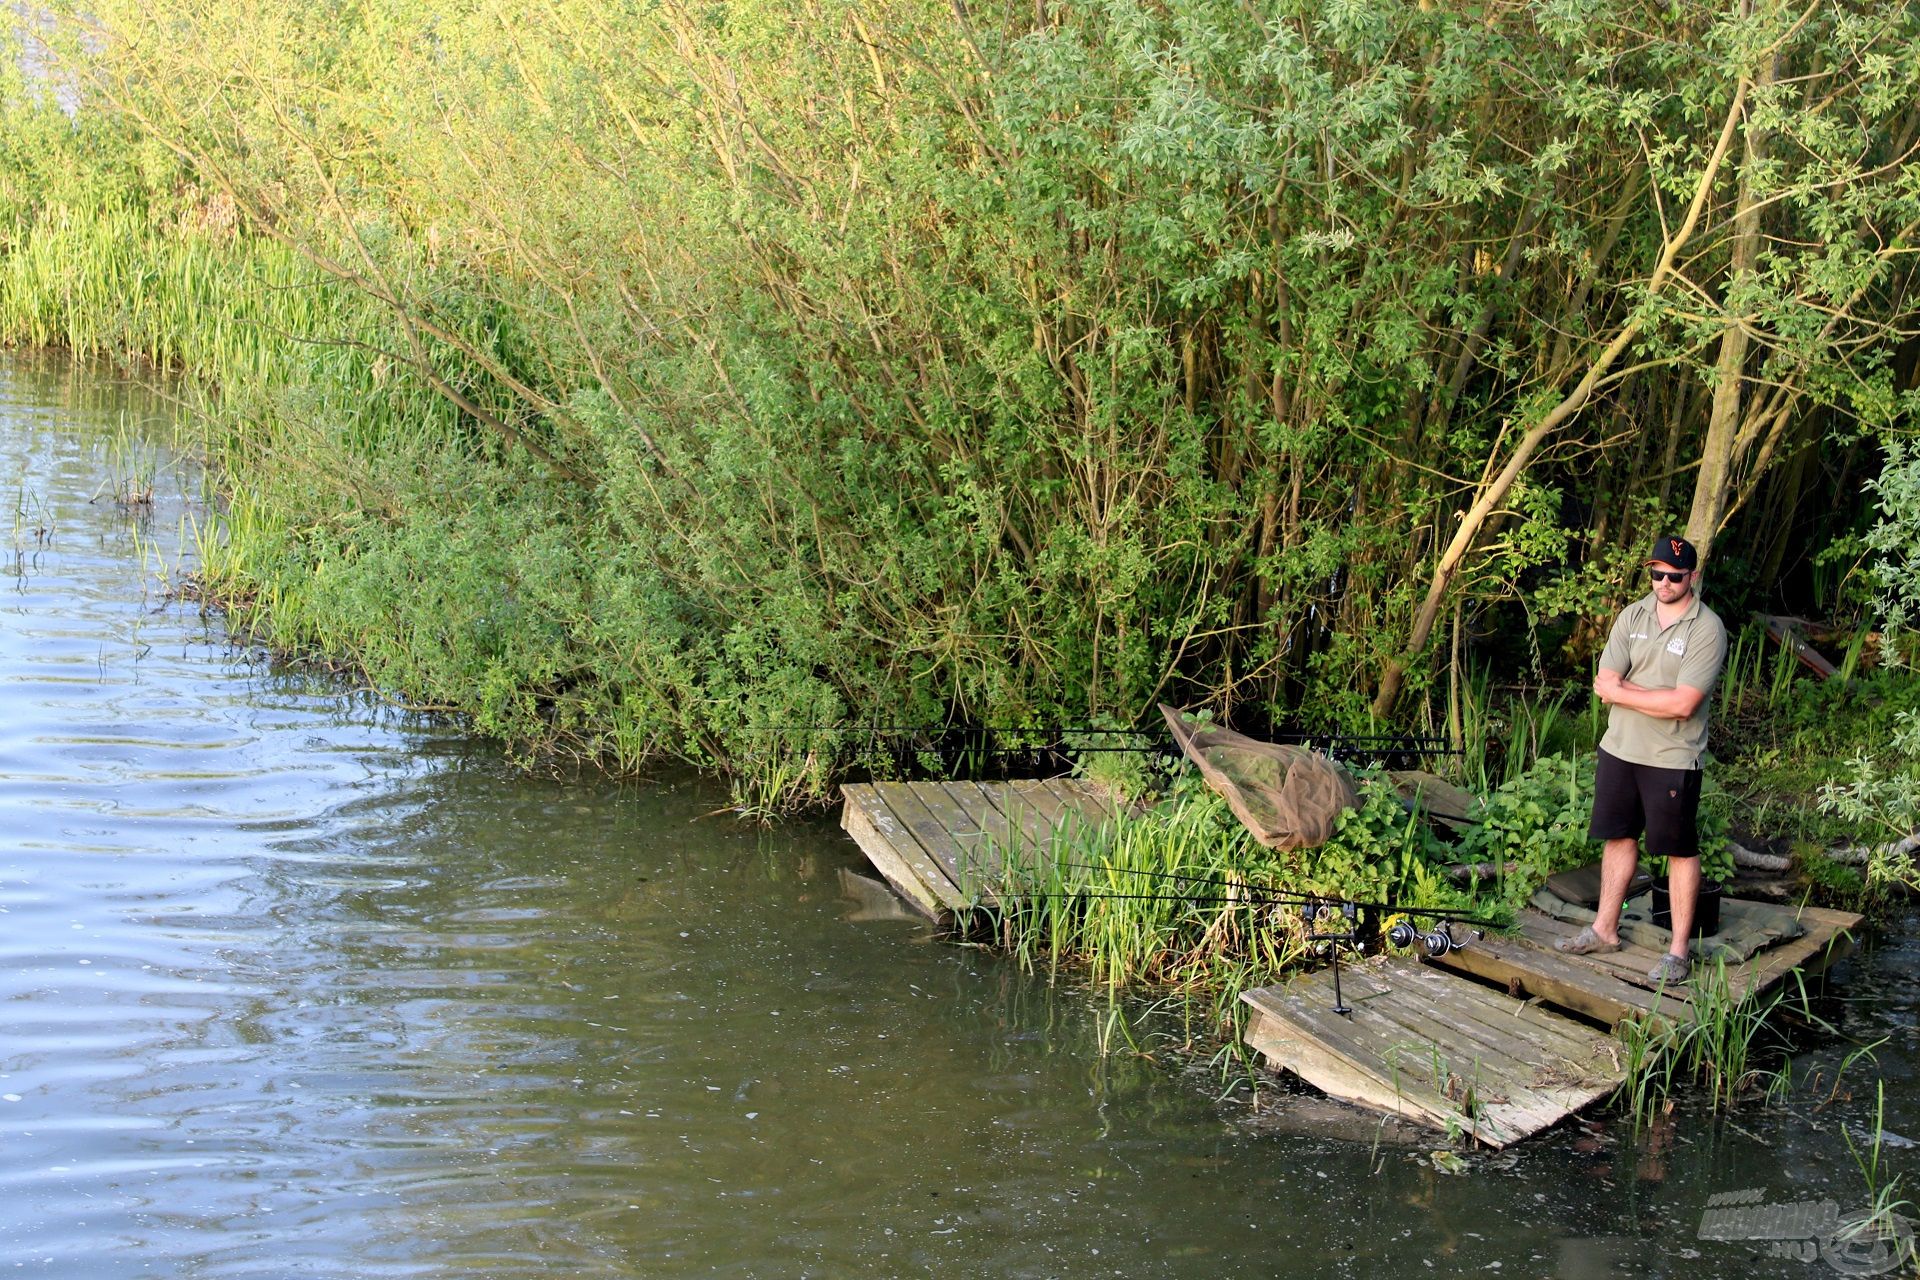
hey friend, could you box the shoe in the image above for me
[1647,953,1691,985]
[1556,926,1623,955]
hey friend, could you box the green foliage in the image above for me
[1455,753,1597,909]
[1816,708,1920,901]
[1866,439,1920,658]
[1798,846,1868,902]
[1694,777,1736,885]
[5,0,1919,805]
[1307,772,1485,921]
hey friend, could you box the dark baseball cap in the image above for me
[1645,535,1698,571]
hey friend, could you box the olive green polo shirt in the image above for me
[1597,591,1727,771]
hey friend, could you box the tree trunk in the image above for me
[1685,15,1773,564]
[1371,79,1751,717]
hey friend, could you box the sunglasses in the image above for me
[1648,569,1690,583]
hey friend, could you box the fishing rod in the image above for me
[1003,862,1499,1016]
[1006,881,1487,957]
[1039,859,1506,928]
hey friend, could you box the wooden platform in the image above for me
[1244,897,1863,1144]
[837,781,1867,1146]
[838,779,1120,919]
[1429,900,1864,1028]
[1243,957,1625,1148]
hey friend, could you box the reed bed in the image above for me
[975,792,1305,1047]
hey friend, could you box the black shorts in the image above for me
[1588,746,1702,860]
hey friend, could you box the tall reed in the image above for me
[982,791,1308,1038]
[1613,957,1800,1129]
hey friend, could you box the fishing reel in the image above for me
[1386,918,1471,958]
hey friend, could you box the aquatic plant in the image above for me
[1612,957,1799,1129]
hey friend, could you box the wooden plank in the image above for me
[1730,911,1861,1000]
[1246,961,1623,1146]
[839,785,946,920]
[1798,904,1867,933]
[975,781,1063,871]
[1056,777,1121,818]
[1267,997,1523,1148]
[1245,1010,1456,1134]
[861,783,971,912]
[1041,778,1119,833]
[1516,911,1703,1000]
[1761,614,1841,680]
[1428,929,1690,1027]
[1352,987,1567,1133]
[1009,777,1078,830]
[939,782,1019,892]
[1519,900,1860,1009]
[1356,969,1619,1133]
[900,780,988,894]
[1242,993,1468,1136]
[1392,960,1618,1067]
[1382,975,1624,1127]
[1244,975,1513,1144]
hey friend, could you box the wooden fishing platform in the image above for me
[835,780,1864,1147]
[838,779,1120,919]
[1243,956,1626,1148]
[1244,897,1862,1147]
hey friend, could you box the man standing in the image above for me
[1557,535,1728,984]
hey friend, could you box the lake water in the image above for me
[0,353,1914,1278]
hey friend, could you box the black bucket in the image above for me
[1650,876,1722,938]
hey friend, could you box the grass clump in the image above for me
[979,771,1497,1047]
[1613,959,1799,1129]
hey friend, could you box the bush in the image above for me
[1816,708,1920,902]
[1455,753,1597,909]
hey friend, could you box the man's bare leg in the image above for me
[1662,856,1699,957]
[1588,836,1641,944]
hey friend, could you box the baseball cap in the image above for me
[1645,535,1698,571]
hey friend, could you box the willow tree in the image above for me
[16,0,1919,783]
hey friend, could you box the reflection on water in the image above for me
[0,352,1913,1279]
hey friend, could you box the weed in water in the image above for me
[1613,958,1795,1130]
[1835,1082,1920,1272]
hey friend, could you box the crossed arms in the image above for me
[1594,668,1706,720]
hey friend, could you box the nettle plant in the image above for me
[1305,773,1480,920]
[1455,753,1596,909]
[1453,752,1735,905]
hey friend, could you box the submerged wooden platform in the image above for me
[838,779,1120,919]
[1243,957,1625,1148]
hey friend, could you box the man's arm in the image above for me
[1594,674,1706,720]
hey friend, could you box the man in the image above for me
[1557,535,1728,985]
